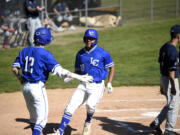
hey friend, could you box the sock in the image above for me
[32,124,43,135]
[58,113,72,134]
[85,112,94,123]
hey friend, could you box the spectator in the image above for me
[0,9,14,49]
[53,0,76,32]
[24,0,44,46]
[43,12,59,32]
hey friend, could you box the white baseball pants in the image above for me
[22,81,48,128]
[65,81,105,115]
[154,76,179,131]
[27,17,42,46]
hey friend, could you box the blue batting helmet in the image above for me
[34,27,53,45]
[83,29,98,46]
[170,25,180,38]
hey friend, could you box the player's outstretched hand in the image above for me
[107,82,113,94]
[70,73,93,83]
[64,77,74,83]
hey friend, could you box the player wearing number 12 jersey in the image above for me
[11,27,93,135]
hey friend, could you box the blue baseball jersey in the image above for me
[158,42,179,78]
[13,46,59,83]
[25,0,39,18]
[75,45,114,82]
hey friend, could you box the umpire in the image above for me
[150,25,180,135]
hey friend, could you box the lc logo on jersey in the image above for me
[90,57,99,66]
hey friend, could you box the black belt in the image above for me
[24,81,40,84]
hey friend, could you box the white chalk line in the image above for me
[110,118,149,133]
[110,115,180,121]
[96,108,161,113]
[101,99,165,102]
[97,98,180,133]
[110,117,180,133]
[101,99,180,104]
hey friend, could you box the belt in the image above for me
[24,80,40,84]
[94,81,102,84]
[89,80,102,84]
[81,80,102,84]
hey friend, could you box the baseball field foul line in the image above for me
[101,99,165,102]
[96,108,161,112]
[110,117,180,134]
[101,99,180,103]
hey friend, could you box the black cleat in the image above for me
[164,130,178,135]
[149,121,162,135]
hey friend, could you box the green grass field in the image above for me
[0,18,180,93]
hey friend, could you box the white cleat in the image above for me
[82,122,91,135]
[47,129,63,135]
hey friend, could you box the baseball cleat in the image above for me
[164,130,178,135]
[82,122,91,135]
[47,129,63,135]
[149,121,162,135]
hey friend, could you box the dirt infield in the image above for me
[0,86,179,135]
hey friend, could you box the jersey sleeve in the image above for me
[104,51,114,68]
[45,51,60,73]
[168,48,178,71]
[12,52,21,68]
[75,53,81,72]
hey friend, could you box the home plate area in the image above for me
[92,88,180,135]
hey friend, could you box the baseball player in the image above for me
[149,25,180,135]
[49,29,115,135]
[25,0,44,46]
[11,27,93,135]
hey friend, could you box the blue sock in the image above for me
[58,113,72,134]
[85,113,94,123]
[32,124,43,135]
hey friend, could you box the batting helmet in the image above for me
[83,29,98,46]
[170,25,180,38]
[34,27,53,45]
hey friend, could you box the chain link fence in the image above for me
[69,0,180,26]
[0,0,179,47]
[121,0,179,25]
[1,0,179,26]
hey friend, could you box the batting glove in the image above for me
[107,82,113,94]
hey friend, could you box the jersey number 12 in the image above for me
[25,56,34,73]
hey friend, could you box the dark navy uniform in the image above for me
[25,0,42,46]
[159,42,179,78]
[152,41,180,133]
